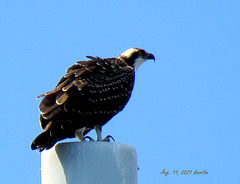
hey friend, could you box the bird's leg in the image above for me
[94,125,102,141]
[94,125,115,142]
[75,127,95,141]
[75,127,86,141]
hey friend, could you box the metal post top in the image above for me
[41,141,138,184]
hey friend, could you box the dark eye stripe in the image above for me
[138,49,146,56]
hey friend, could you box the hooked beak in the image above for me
[146,52,155,61]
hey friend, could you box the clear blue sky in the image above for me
[0,0,239,183]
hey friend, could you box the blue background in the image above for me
[0,0,239,183]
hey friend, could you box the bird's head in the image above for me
[118,48,155,71]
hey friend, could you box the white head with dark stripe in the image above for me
[118,48,155,71]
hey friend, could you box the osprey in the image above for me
[31,48,155,151]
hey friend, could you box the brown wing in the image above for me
[38,58,97,130]
[38,57,134,130]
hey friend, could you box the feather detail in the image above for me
[43,121,53,132]
[74,69,87,77]
[75,61,91,67]
[41,106,62,119]
[85,65,96,71]
[85,56,96,60]
[73,79,88,90]
[66,64,82,72]
[56,92,69,105]
[39,95,58,114]
[37,93,45,99]
[96,61,104,66]
[64,70,76,78]
[45,78,72,96]
[62,82,74,92]
[39,102,58,115]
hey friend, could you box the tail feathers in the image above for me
[31,120,82,152]
[31,131,61,152]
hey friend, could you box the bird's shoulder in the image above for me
[38,56,134,120]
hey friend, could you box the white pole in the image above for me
[41,142,137,184]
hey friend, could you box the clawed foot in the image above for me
[75,127,86,141]
[83,136,95,141]
[94,125,115,142]
[75,128,95,141]
[75,126,115,142]
[102,135,115,142]
[83,135,115,142]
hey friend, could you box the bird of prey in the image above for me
[31,48,155,151]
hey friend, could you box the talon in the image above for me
[83,136,95,141]
[102,135,115,142]
[75,127,86,141]
[93,125,115,142]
